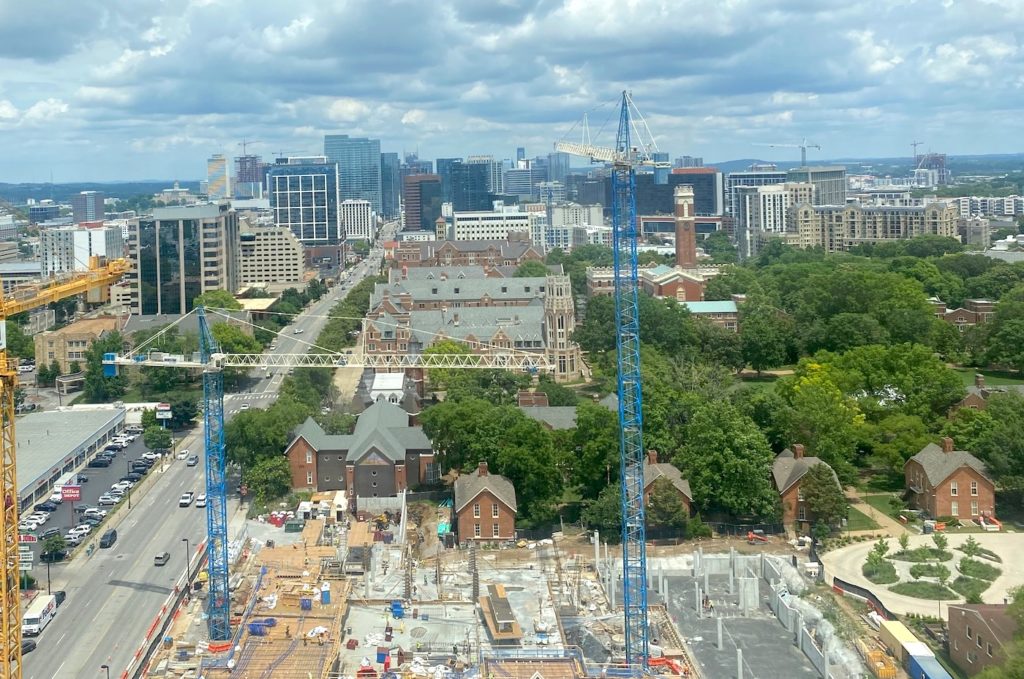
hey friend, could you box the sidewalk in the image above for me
[845,487,909,537]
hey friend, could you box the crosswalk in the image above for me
[224,392,277,416]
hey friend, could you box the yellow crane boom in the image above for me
[0,257,127,679]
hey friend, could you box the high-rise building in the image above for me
[735,182,814,259]
[339,199,375,241]
[435,158,463,204]
[40,225,124,275]
[266,157,342,244]
[402,154,433,177]
[516,147,526,162]
[675,156,704,168]
[503,168,535,199]
[324,134,382,213]
[547,152,571,185]
[71,191,104,224]
[234,155,265,198]
[450,161,491,212]
[627,170,723,217]
[380,152,401,219]
[466,155,504,194]
[126,204,239,315]
[207,154,230,199]
[451,210,530,241]
[535,182,566,204]
[238,224,304,289]
[28,204,60,223]
[786,165,847,206]
[725,165,787,216]
[402,175,442,232]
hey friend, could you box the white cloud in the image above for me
[262,16,314,51]
[401,109,427,126]
[847,30,904,74]
[327,98,370,123]
[22,98,68,123]
[0,101,18,120]
[460,83,492,103]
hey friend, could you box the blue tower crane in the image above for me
[198,307,232,639]
[556,91,656,669]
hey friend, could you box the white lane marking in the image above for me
[51,662,64,678]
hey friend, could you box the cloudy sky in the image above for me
[0,0,1021,182]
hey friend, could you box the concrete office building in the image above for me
[451,210,530,241]
[339,199,375,241]
[125,204,240,315]
[238,224,304,289]
[791,202,958,253]
[40,224,124,275]
[535,182,566,205]
[29,204,61,223]
[71,191,104,224]
[266,157,342,244]
[725,165,787,216]
[787,165,847,206]
[324,134,382,214]
[402,175,442,232]
[207,154,230,199]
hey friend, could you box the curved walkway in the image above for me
[820,532,1024,619]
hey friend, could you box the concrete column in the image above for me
[795,613,803,643]
[659,564,666,595]
[692,550,698,577]
[822,649,830,679]
[736,648,743,679]
[594,530,600,576]
[695,582,701,613]
[730,547,736,577]
[717,617,724,650]
[703,570,709,593]
[729,572,734,595]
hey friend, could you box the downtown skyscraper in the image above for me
[324,134,382,214]
[380,152,401,219]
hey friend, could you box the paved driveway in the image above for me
[820,532,1024,619]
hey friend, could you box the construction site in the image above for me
[136,491,867,679]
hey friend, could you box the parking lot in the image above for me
[19,431,202,569]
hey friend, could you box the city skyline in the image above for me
[0,0,1021,182]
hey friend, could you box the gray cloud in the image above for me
[0,0,1022,181]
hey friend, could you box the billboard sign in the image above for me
[156,402,172,420]
[61,485,82,502]
[18,534,37,544]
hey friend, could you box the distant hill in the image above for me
[0,181,201,204]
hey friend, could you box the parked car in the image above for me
[39,528,61,540]
[40,550,68,563]
[21,640,36,654]
[73,504,97,515]
[293,327,304,334]
[125,425,144,434]
[28,512,49,525]
[240,403,250,410]
[98,529,117,548]
[97,494,119,506]
[111,481,133,492]
[179,492,195,507]
[62,533,83,547]
[88,458,111,468]
[142,452,160,462]
[75,474,90,484]
[186,455,200,467]
[18,521,37,533]
[83,508,107,519]
[81,516,103,527]
[34,501,58,513]
[125,472,144,482]
[176,449,190,460]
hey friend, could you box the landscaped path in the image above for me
[820,532,1024,619]
[845,487,911,537]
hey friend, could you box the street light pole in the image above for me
[100,664,110,679]
[126,460,132,509]
[46,560,51,594]
[182,538,191,586]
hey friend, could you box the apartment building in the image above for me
[238,225,305,290]
[791,202,958,253]
[450,210,530,241]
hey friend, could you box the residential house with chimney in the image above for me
[643,450,692,515]
[284,401,435,506]
[948,603,1019,676]
[772,444,840,526]
[454,462,518,543]
[905,438,996,520]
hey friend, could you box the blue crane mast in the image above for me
[198,307,231,639]
[610,92,649,668]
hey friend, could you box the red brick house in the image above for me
[772,444,839,526]
[643,451,692,515]
[905,438,995,520]
[454,462,517,543]
[948,604,1019,676]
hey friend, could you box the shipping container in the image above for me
[907,653,953,679]
[879,621,919,661]
[902,641,935,660]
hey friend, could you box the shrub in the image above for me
[863,558,899,585]
[889,547,953,562]
[959,558,1001,581]
[909,563,951,580]
[889,582,956,600]
[951,576,989,603]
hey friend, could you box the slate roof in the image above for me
[409,240,540,258]
[288,401,431,463]
[772,447,836,493]
[372,276,547,307]
[392,266,488,281]
[643,462,692,501]
[454,467,518,513]
[520,406,577,430]
[371,305,547,348]
[907,442,992,486]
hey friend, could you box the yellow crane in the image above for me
[0,257,127,679]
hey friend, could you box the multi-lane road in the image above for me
[23,246,384,679]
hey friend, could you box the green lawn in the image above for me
[890,581,956,600]
[954,368,1024,387]
[861,493,907,520]
[951,576,990,602]
[959,558,1002,581]
[910,563,951,579]
[863,560,899,585]
[890,547,953,563]
[846,505,881,531]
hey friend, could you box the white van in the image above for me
[22,594,57,636]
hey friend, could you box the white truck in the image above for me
[22,594,57,636]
